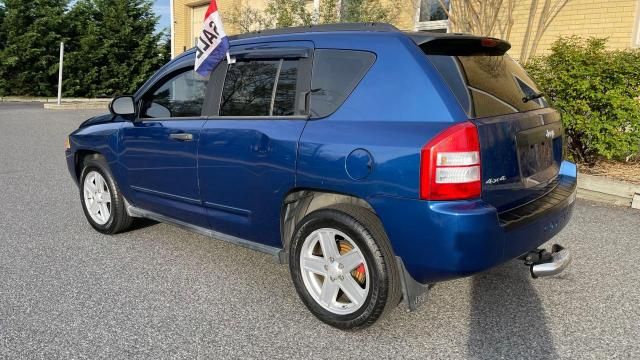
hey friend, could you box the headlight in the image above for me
[65,137,71,150]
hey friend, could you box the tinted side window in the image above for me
[220,60,279,116]
[141,70,207,118]
[219,59,301,117]
[310,50,376,118]
[273,61,299,116]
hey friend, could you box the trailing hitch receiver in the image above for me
[522,244,572,278]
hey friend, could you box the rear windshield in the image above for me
[427,54,548,118]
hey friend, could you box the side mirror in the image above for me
[109,96,136,116]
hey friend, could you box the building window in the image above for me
[417,0,449,32]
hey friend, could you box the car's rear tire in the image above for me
[289,204,401,330]
[79,155,133,234]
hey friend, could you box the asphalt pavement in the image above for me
[1,103,639,359]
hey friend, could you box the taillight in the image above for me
[420,121,481,200]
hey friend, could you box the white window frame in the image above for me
[634,0,640,47]
[415,0,450,32]
[191,4,209,47]
[416,19,449,31]
[170,0,175,59]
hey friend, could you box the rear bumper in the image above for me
[370,161,577,284]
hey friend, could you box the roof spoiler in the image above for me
[408,34,511,56]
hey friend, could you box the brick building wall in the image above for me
[385,0,417,31]
[172,0,640,59]
[507,0,640,58]
[172,0,247,56]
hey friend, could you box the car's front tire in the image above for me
[289,204,401,330]
[79,155,133,234]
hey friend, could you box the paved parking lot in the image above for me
[1,103,639,359]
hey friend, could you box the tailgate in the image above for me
[474,109,563,211]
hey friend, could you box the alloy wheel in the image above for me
[83,171,112,225]
[299,228,370,315]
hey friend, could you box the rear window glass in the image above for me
[310,49,376,118]
[427,54,547,118]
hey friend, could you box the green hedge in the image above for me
[525,37,640,164]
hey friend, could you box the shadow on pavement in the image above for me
[126,218,158,231]
[467,261,557,359]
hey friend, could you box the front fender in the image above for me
[67,122,123,188]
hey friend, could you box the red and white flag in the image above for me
[194,0,230,77]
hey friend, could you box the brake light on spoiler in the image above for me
[420,121,481,200]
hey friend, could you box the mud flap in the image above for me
[396,256,432,311]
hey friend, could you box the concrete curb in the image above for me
[578,173,640,209]
[43,103,109,110]
[1,96,112,103]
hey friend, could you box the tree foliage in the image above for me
[0,2,6,50]
[526,37,640,163]
[338,0,398,23]
[264,0,314,28]
[0,0,68,96]
[0,0,169,97]
[227,0,400,33]
[63,0,169,97]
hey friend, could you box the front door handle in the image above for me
[169,133,193,141]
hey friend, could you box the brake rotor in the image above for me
[338,240,366,285]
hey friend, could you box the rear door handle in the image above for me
[169,133,193,141]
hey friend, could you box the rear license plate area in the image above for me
[516,123,562,185]
[518,140,553,178]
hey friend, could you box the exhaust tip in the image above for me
[530,244,572,278]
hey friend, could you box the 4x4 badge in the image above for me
[545,129,555,139]
[486,176,507,185]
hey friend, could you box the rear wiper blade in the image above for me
[522,92,545,103]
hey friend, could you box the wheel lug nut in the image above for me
[339,275,344,281]
[338,263,344,269]
[329,257,334,263]
[324,265,328,271]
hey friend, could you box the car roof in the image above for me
[177,23,509,60]
[177,23,403,60]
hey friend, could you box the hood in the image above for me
[78,113,115,128]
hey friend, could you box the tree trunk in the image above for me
[520,0,539,61]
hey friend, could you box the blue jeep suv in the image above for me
[66,23,576,329]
